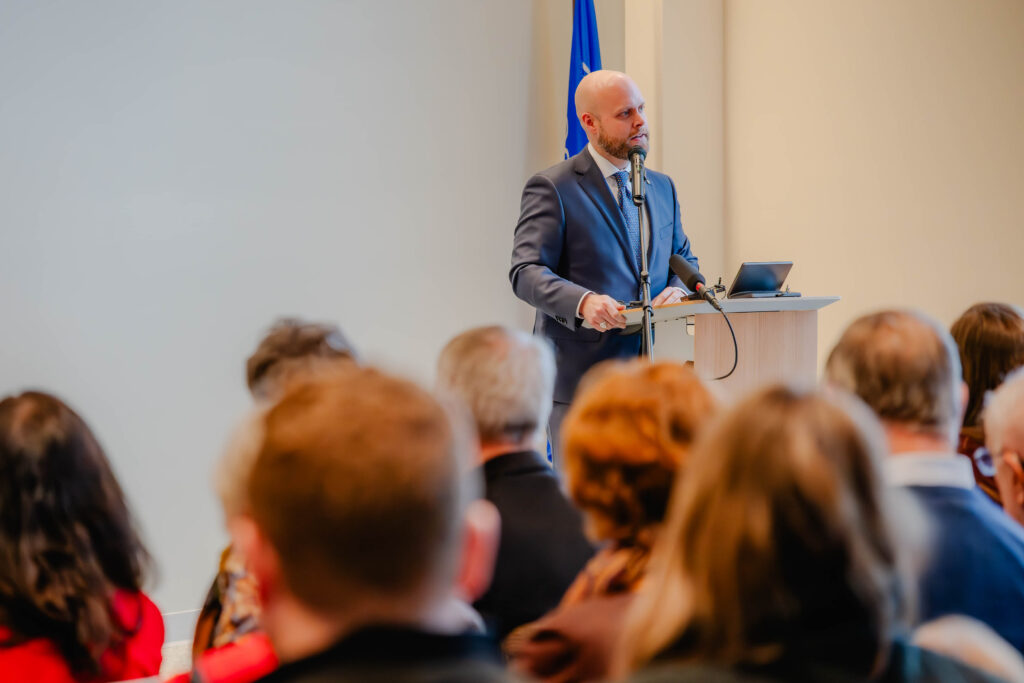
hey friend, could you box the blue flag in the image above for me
[565,0,602,159]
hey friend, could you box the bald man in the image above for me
[509,71,700,466]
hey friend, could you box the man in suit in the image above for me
[825,310,1024,654]
[509,70,700,465]
[437,326,595,640]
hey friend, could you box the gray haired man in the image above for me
[437,326,594,640]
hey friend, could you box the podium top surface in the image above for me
[582,295,840,328]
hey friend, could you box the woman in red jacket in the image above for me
[0,391,163,682]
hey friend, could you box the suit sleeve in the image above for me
[667,175,699,291]
[509,174,590,331]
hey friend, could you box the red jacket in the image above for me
[0,590,164,682]
[166,633,278,683]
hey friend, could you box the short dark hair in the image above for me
[950,303,1024,428]
[245,318,356,400]
[0,391,150,675]
[247,366,474,613]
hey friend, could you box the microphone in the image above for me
[669,255,723,312]
[628,146,646,206]
[670,254,738,381]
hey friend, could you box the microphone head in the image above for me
[669,254,706,292]
[628,146,647,162]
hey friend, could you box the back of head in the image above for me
[0,391,148,674]
[245,318,357,401]
[825,310,962,441]
[622,386,907,675]
[247,365,473,615]
[436,325,555,446]
[562,360,716,544]
[984,367,1024,456]
[950,303,1024,428]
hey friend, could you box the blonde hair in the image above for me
[619,385,911,676]
[213,407,266,518]
[562,360,716,544]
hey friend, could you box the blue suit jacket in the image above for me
[908,485,1024,654]
[510,147,699,402]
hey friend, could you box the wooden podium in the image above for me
[586,296,839,398]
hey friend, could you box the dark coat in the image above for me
[473,450,594,640]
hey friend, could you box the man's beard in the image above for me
[596,125,648,161]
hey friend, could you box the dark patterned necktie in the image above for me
[613,170,642,270]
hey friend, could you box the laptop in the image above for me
[727,261,800,299]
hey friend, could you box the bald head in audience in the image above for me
[985,368,1024,527]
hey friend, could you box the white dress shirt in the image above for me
[884,452,976,489]
[576,144,670,319]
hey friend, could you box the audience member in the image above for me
[506,360,716,682]
[168,412,279,683]
[437,326,594,640]
[245,317,358,403]
[984,367,1024,529]
[193,317,358,659]
[620,385,1000,682]
[826,309,1024,653]
[229,366,509,682]
[0,391,163,682]
[951,303,1024,502]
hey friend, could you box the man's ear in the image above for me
[579,112,596,136]
[958,381,970,425]
[1004,452,1024,507]
[228,514,281,605]
[454,499,501,604]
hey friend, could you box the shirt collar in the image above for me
[588,142,629,176]
[884,452,976,489]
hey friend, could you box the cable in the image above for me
[714,308,738,381]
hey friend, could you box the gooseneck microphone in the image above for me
[669,255,723,312]
[669,255,737,380]
[628,146,646,206]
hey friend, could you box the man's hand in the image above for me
[652,286,687,307]
[581,293,627,331]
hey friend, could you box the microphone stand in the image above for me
[634,173,654,361]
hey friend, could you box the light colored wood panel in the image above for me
[694,310,818,401]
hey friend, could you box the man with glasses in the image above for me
[984,367,1024,529]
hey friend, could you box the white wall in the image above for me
[0,0,569,612]
[723,0,1024,362]
[7,0,1020,617]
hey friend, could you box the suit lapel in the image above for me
[574,149,636,271]
[645,175,661,263]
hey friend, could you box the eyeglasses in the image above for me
[972,446,996,478]
[973,446,1024,479]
